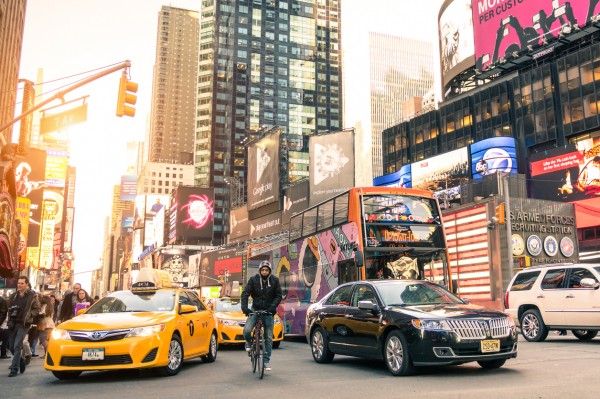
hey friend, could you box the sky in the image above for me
[17,0,444,291]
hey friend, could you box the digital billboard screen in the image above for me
[229,205,249,243]
[470,137,518,179]
[373,164,412,188]
[247,129,281,211]
[175,187,214,242]
[309,130,355,206]
[15,148,47,247]
[282,180,309,225]
[472,0,599,72]
[439,0,476,91]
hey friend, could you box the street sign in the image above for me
[40,103,88,134]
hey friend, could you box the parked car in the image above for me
[213,296,284,347]
[505,263,600,342]
[305,280,518,376]
[45,269,218,380]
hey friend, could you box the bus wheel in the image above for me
[311,327,334,363]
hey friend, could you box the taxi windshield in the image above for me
[86,290,176,313]
[214,298,243,312]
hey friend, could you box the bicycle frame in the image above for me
[249,311,268,379]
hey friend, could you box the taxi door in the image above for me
[186,291,214,354]
[177,291,204,357]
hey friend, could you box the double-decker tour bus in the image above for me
[246,186,450,335]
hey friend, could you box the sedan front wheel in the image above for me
[311,327,334,363]
[384,331,414,376]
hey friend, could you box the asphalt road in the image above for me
[2,333,599,399]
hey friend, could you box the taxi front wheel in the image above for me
[160,335,183,376]
[201,332,218,363]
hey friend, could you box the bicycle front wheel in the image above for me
[258,331,265,379]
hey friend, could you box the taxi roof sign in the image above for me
[132,268,173,290]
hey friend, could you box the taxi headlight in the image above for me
[51,328,71,341]
[411,319,452,331]
[218,318,238,326]
[126,324,165,337]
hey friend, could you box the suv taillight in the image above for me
[504,290,509,310]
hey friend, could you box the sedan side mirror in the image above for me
[358,300,377,311]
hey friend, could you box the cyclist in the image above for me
[241,260,282,372]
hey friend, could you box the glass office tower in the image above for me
[195,0,342,243]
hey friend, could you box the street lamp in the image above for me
[224,176,245,208]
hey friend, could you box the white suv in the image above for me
[505,263,600,342]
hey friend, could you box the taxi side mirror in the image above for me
[180,304,197,314]
[77,308,88,316]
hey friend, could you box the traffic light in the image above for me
[116,74,138,117]
[516,256,532,268]
[495,202,506,224]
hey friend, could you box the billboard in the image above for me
[120,175,138,201]
[15,148,47,247]
[154,206,166,248]
[63,207,74,253]
[133,195,146,230]
[470,137,518,179]
[412,146,469,207]
[247,129,281,211]
[229,205,249,243]
[439,0,476,90]
[189,247,244,287]
[174,187,214,242]
[282,180,309,225]
[44,150,68,188]
[473,0,599,72]
[373,164,412,188]
[309,130,355,206]
[249,211,282,239]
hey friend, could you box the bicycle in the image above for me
[248,310,269,379]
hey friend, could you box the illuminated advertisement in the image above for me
[470,137,518,179]
[190,247,244,287]
[145,194,168,217]
[439,0,476,91]
[161,253,189,285]
[133,195,146,230]
[15,198,30,271]
[16,148,47,247]
[309,130,355,206]
[44,150,68,188]
[411,146,469,206]
[39,199,56,270]
[120,175,138,201]
[373,164,412,188]
[473,0,600,71]
[175,187,214,242]
[247,129,281,211]
[63,207,74,253]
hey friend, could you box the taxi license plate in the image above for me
[481,339,500,353]
[82,348,104,361]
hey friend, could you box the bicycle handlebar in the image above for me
[248,310,271,315]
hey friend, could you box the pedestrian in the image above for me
[37,296,55,357]
[0,294,9,359]
[7,276,41,377]
[57,283,81,323]
[49,294,59,323]
[241,260,282,372]
[29,292,44,357]
[74,289,92,316]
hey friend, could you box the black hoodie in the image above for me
[241,271,282,315]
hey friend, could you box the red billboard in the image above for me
[473,0,599,71]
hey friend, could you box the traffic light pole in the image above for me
[0,60,132,138]
[502,173,513,281]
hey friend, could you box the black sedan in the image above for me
[305,280,518,376]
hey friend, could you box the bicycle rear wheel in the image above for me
[258,330,265,379]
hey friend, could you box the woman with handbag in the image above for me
[38,296,55,356]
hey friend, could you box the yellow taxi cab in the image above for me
[44,268,218,380]
[213,294,284,348]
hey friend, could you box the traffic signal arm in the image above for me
[116,75,138,117]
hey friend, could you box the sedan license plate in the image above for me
[481,339,500,353]
[82,348,104,361]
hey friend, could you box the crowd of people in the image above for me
[0,279,95,377]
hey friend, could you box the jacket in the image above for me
[8,289,41,327]
[0,296,7,326]
[58,291,75,322]
[241,273,282,316]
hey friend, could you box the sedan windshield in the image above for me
[86,290,176,314]
[377,282,464,306]
[215,298,243,312]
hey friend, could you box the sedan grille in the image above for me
[447,318,511,339]
[68,329,132,342]
[60,355,133,366]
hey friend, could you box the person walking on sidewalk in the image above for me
[7,276,40,377]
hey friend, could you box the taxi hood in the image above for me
[215,310,245,321]
[58,311,175,330]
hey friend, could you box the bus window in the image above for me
[333,193,349,224]
[338,259,358,284]
[303,208,318,236]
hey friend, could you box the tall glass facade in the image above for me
[195,0,342,243]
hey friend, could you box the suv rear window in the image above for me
[510,271,540,291]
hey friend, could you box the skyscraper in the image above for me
[148,6,199,165]
[195,0,342,243]
[0,0,27,145]
[369,32,434,178]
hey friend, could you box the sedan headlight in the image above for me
[51,328,71,341]
[412,319,452,331]
[218,318,238,326]
[126,324,165,337]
